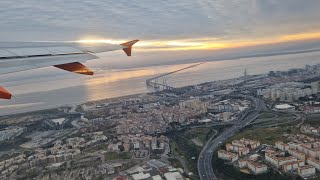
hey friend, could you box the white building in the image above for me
[238,159,247,168]
[152,175,162,180]
[298,165,316,178]
[293,143,320,159]
[226,144,249,156]
[265,153,297,168]
[311,81,320,94]
[179,98,208,113]
[247,161,267,174]
[132,172,151,180]
[288,148,306,160]
[260,82,316,102]
[164,172,184,180]
[236,138,260,149]
[151,137,158,150]
[275,141,289,151]
[307,158,320,171]
[282,161,299,172]
[218,150,239,162]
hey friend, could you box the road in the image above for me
[198,96,267,180]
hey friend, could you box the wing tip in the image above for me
[121,40,139,56]
[0,86,12,99]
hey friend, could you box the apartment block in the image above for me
[298,165,316,178]
[218,150,239,162]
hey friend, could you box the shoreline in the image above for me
[0,74,244,118]
[0,92,151,118]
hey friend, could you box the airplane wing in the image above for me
[0,40,139,99]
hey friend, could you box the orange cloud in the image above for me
[79,31,320,52]
[280,32,320,41]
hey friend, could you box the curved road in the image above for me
[198,96,267,180]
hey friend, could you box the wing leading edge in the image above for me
[0,39,139,99]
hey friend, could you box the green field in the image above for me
[169,134,201,179]
[183,127,217,143]
[85,143,109,153]
[168,158,184,169]
[227,126,300,145]
[170,141,182,156]
[170,140,199,180]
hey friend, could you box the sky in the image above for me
[0,0,320,52]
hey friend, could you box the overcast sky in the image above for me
[0,0,320,68]
[0,0,319,42]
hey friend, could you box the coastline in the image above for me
[0,74,243,118]
[0,92,150,118]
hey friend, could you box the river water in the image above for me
[0,51,319,115]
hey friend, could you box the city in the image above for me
[0,63,320,179]
[1,1,320,180]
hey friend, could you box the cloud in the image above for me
[0,0,319,42]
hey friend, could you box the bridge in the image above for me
[146,78,174,90]
[146,62,206,91]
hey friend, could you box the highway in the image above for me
[198,96,267,180]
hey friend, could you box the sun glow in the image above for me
[79,31,320,52]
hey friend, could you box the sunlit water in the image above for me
[0,51,320,116]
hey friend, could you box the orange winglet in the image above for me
[0,86,12,99]
[120,40,139,56]
[54,62,94,75]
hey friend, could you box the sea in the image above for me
[0,51,320,116]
